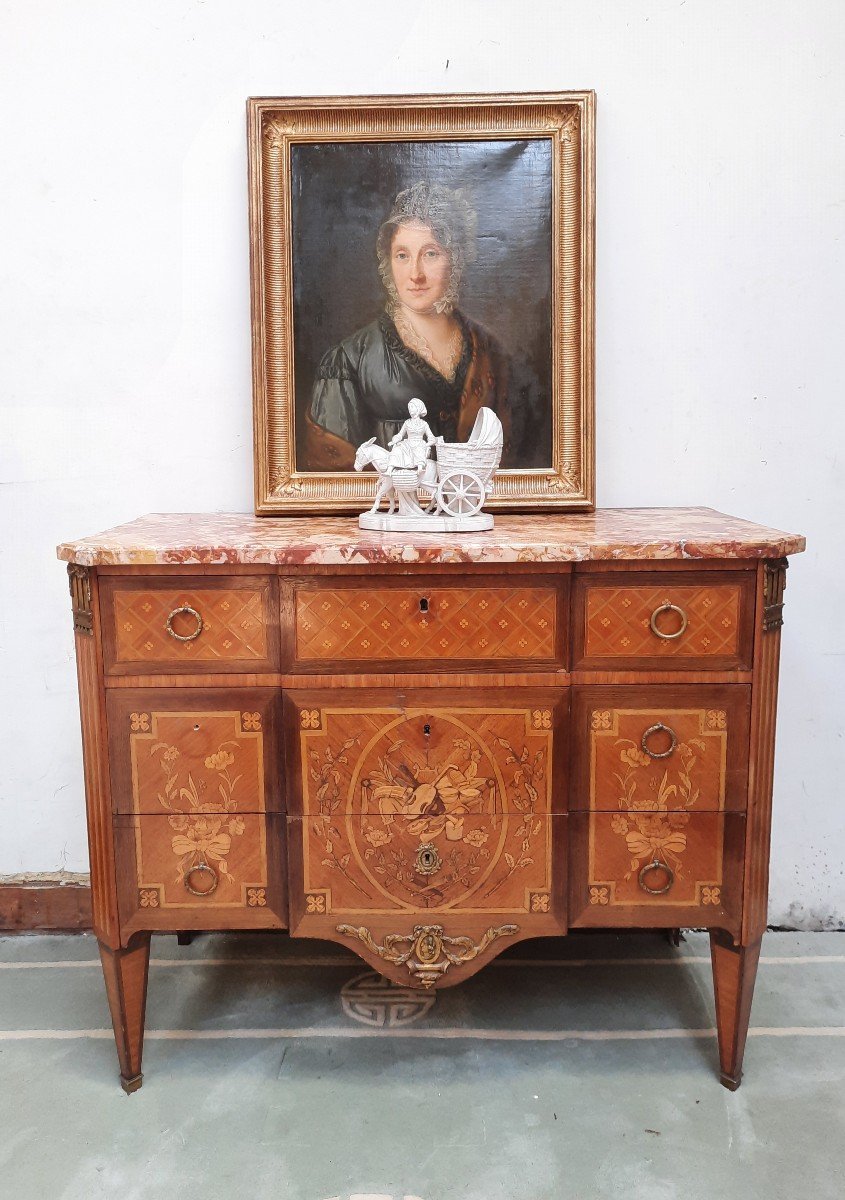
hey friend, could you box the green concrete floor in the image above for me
[0,930,843,1200]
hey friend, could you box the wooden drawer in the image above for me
[569,811,744,932]
[287,812,564,923]
[284,688,566,818]
[106,689,284,815]
[101,575,279,674]
[289,577,565,669]
[284,688,568,978]
[572,570,754,670]
[115,813,287,935]
[571,686,751,812]
[287,814,566,984]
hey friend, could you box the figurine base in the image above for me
[359,512,494,533]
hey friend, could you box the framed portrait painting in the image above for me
[248,92,595,513]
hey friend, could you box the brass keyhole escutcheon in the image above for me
[414,842,442,876]
[419,596,430,613]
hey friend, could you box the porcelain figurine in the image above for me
[355,399,503,532]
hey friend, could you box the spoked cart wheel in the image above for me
[436,470,486,517]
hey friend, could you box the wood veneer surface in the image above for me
[60,515,803,1090]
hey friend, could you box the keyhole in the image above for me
[193,724,200,731]
[419,597,429,613]
[423,723,431,737]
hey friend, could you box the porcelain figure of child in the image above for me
[387,397,439,473]
[355,399,502,534]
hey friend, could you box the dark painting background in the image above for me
[290,138,553,469]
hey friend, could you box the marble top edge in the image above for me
[56,510,806,566]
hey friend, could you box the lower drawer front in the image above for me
[287,814,565,930]
[569,811,743,931]
[115,814,287,934]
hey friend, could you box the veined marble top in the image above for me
[57,509,805,567]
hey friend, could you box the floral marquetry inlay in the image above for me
[585,705,734,908]
[591,707,730,814]
[295,703,555,919]
[128,709,269,909]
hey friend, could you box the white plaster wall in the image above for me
[1,0,842,926]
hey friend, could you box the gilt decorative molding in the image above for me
[336,922,519,988]
[67,564,93,636]
[763,558,788,631]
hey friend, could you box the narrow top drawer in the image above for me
[101,576,279,674]
[572,571,755,671]
[290,578,565,669]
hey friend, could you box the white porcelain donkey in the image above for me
[354,438,398,515]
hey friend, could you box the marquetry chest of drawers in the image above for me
[58,508,805,1092]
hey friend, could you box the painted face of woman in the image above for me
[390,222,452,314]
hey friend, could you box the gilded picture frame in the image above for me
[248,92,595,514]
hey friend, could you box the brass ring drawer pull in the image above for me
[641,722,677,759]
[638,859,675,895]
[414,842,442,876]
[166,604,203,642]
[183,860,218,897]
[649,601,688,640]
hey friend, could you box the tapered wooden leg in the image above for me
[98,935,151,1093]
[710,930,762,1090]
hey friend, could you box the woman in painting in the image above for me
[304,181,519,470]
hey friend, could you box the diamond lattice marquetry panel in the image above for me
[295,587,557,662]
[584,584,741,659]
[113,589,269,663]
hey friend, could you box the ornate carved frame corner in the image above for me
[247,91,596,515]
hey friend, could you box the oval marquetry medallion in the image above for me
[346,711,510,909]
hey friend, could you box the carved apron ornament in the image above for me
[336,922,519,989]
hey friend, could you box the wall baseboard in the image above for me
[0,884,92,932]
